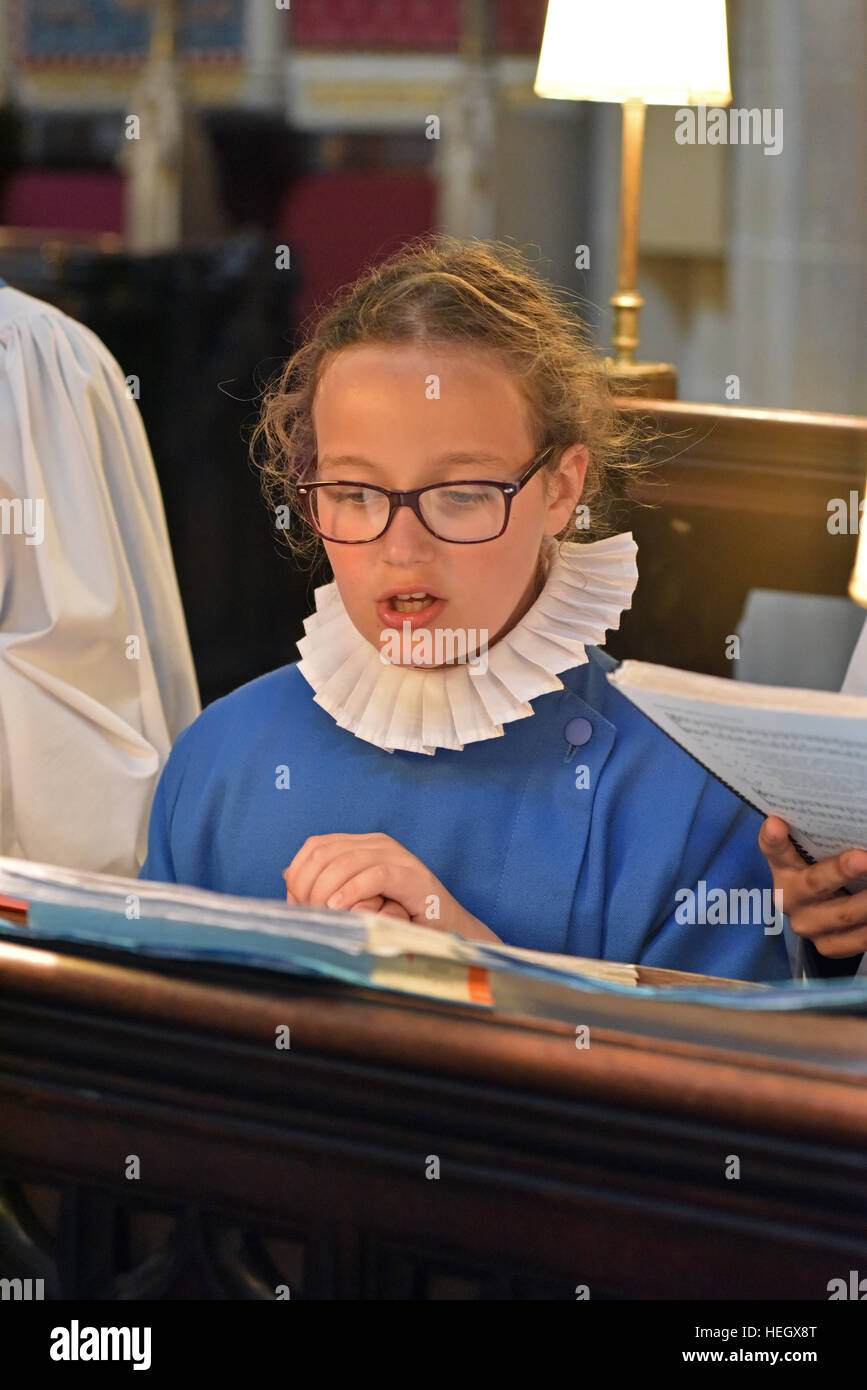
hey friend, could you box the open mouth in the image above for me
[376,592,447,629]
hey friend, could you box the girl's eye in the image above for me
[333,488,373,505]
[443,489,487,507]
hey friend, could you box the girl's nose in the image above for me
[379,499,438,559]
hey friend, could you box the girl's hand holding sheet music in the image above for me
[759,816,867,957]
[282,832,502,942]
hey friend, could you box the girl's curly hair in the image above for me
[250,233,651,568]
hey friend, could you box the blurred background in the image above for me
[0,0,864,705]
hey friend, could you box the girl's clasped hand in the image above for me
[283,832,501,941]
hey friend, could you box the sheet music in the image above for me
[609,663,867,870]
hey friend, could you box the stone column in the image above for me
[120,0,184,252]
[0,0,10,105]
[240,0,286,109]
[727,0,867,413]
[435,0,497,239]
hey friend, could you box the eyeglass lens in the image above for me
[310,483,507,542]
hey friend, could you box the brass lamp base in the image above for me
[605,289,678,398]
[604,105,679,401]
[604,357,678,400]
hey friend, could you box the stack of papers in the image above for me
[1,856,865,1016]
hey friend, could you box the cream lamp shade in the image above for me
[534,0,732,106]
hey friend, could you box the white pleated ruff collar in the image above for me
[295,531,638,755]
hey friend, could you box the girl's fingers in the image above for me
[791,886,867,940]
[339,895,411,920]
[287,848,370,908]
[760,821,867,902]
[375,900,412,921]
[325,866,398,913]
[286,878,409,922]
[794,845,867,900]
[284,835,352,902]
[285,834,394,904]
[309,851,401,909]
[797,925,867,958]
[348,896,385,913]
[758,817,804,873]
[793,850,867,901]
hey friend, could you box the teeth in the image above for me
[391,593,436,612]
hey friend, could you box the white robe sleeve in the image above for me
[0,284,200,876]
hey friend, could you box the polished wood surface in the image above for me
[617,399,867,514]
[608,398,867,674]
[1,939,865,1299]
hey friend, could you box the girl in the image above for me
[140,237,867,979]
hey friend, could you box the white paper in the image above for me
[609,662,867,875]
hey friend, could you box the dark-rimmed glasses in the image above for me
[296,444,556,544]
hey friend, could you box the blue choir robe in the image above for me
[140,646,797,983]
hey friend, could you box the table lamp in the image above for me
[534,0,732,396]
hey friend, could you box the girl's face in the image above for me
[310,342,588,664]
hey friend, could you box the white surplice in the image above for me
[0,283,200,875]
